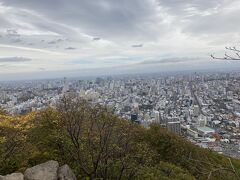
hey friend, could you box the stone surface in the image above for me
[58,164,77,180]
[24,160,59,180]
[0,173,24,180]
[0,161,76,180]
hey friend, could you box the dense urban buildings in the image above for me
[1,71,240,158]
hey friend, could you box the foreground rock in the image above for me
[0,161,77,180]
[0,173,24,180]
[24,160,59,180]
[58,164,77,180]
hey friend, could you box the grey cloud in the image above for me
[48,39,64,44]
[132,44,143,48]
[139,57,201,65]
[65,47,76,50]
[1,0,240,80]
[157,0,223,15]
[156,0,239,36]
[0,57,32,63]
[93,37,101,41]
[56,39,64,42]
[0,16,11,28]
[0,64,9,67]
[2,0,166,40]
[182,10,240,35]
[39,67,46,71]
[1,0,238,42]
[11,38,22,43]
[48,40,56,44]
[6,29,20,37]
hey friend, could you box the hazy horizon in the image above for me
[1,0,240,80]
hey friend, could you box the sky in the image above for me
[0,0,240,80]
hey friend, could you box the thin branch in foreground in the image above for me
[211,46,240,60]
[211,54,240,60]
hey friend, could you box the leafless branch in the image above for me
[226,46,240,53]
[188,155,240,180]
[211,46,240,60]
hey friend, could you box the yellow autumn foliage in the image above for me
[0,112,37,130]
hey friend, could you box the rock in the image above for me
[0,173,24,180]
[0,161,77,180]
[24,160,59,180]
[58,164,77,180]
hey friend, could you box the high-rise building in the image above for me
[62,77,69,94]
[193,105,200,117]
[131,113,138,121]
[167,121,181,135]
[152,110,160,124]
[131,113,140,124]
[197,114,207,127]
[0,91,7,101]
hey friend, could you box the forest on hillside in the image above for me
[0,97,240,180]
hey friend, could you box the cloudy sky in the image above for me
[0,0,240,80]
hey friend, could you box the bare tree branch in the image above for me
[211,46,240,60]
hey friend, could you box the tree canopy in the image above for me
[0,97,240,179]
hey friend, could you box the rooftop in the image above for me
[197,126,215,133]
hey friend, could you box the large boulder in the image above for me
[0,173,24,180]
[24,160,59,180]
[58,164,77,180]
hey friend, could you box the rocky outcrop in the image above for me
[0,161,76,180]
[58,165,77,180]
[24,160,59,180]
[0,173,24,180]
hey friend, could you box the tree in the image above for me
[211,46,240,60]
[1,96,240,179]
[0,118,25,174]
[0,107,7,115]
[145,124,240,180]
[137,161,195,180]
[56,96,153,179]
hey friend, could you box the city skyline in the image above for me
[1,1,240,178]
[1,71,240,159]
[1,0,240,80]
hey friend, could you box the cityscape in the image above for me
[1,0,240,179]
[1,71,240,159]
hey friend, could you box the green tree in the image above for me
[145,124,240,180]
[0,107,7,115]
[137,161,195,180]
[56,96,154,179]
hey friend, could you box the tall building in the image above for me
[193,105,200,117]
[131,113,138,121]
[167,121,181,135]
[197,114,207,127]
[153,110,160,124]
[131,113,140,124]
[133,103,139,113]
[62,77,69,94]
[0,91,7,101]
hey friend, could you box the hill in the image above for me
[0,97,240,179]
